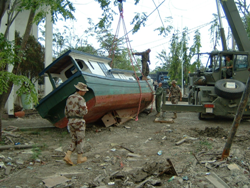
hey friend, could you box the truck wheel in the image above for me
[198,112,204,120]
[215,79,245,99]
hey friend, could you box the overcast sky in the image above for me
[53,0,235,70]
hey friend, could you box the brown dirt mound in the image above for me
[192,126,228,138]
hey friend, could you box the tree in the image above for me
[209,14,221,50]
[15,31,45,83]
[189,30,202,72]
[0,0,75,140]
[168,32,182,83]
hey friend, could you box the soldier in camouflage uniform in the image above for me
[132,49,151,80]
[63,82,89,165]
[155,82,164,117]
[168,80,182,119]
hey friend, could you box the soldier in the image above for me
[132,49,151,80]
[168,80,182,119]
[63,82,89,165]
[155,82,164,117]
[222,55,233,79]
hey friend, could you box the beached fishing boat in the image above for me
[36,50,154,128]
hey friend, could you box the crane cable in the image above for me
[109,2,154,121]
[121,12,155,116]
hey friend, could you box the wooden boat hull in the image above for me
[36,71,154,128]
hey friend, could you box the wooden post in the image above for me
[221,75,250,159]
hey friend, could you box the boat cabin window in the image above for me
[65,60,83,78]
[54,77,63,87]
[98,62,114,78]
[88,61,95,69]
[234,55,248,70]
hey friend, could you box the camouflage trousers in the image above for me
[142,61,149,76]
[68,120,86,154]
[171,97,179,104]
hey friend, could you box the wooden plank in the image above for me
[205,172,230,188]
[101,112,117,127]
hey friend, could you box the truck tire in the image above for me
[198,112,204,120]
[215,79,245,99]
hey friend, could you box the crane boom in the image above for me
[220,0,250,51]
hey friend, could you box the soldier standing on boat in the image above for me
[64,82,89,165]
[155,82,164,117]
[168,80,182,119]
[132,49,151,80]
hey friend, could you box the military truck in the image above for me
[156,71,170,91]
[162,0,250,119]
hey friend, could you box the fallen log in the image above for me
[0,144,44,150]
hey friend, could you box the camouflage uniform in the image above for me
[222,60,233,78]
[155,86,164,113]
[65,92,88,154]
[170,85,181,104]
[134,51,150,76]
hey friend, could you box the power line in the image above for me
[119,0,166,39]
[135,19,216,49]
[152,0,167,35]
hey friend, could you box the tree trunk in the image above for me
[0,0,10,30]
[0,85,13,141]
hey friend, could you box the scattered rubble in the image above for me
[1,111,250,187]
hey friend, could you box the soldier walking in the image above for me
[132,49,151,80]
[168,80,182,119]
[63,82,89,165]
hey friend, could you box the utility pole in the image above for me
[222,75,250,159]
[181,16,184,95]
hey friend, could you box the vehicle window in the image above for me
[221,56,226,67]
[212,55,220,72]
[234,55,248,70]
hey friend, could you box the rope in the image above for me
[109,15,122,68]
[121,16,154,117]
[109,3,154,121]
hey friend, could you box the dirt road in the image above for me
[1,104,250,188]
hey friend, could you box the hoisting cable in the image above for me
[109,0,154,121]
[119,5,154,119]
[120,13,155,117]
[109,14,122,67]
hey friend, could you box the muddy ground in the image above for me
[1,102,250,188]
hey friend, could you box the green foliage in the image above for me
[17,0,75,24]
[96,28,139,71]
[0,34,38,105]
[131,12,148,34]
[15,31,45,83]
[190,30,202,70]
[209,14,220,49]
[154,17,173,37]
[154,28,202,85]
[0,33,21,69]
[199,140,213,150]
[31,145,41,160]
[95,0,115,29]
